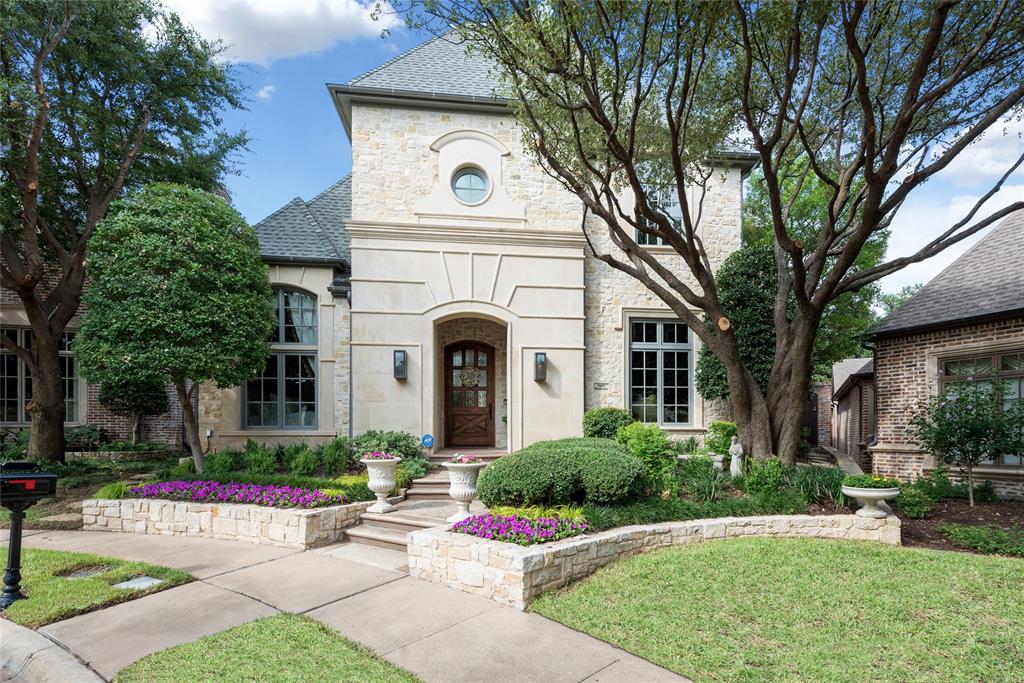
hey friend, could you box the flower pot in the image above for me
[441,462,487,523]
[841,485,900,519]
[361,457,402,513]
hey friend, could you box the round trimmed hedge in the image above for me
[477,437,644,507]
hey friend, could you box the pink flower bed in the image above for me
[451,514,588,546]
[129,481,346,508]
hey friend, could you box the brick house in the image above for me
[868,211,1024,500]
[197,35,756,453]
[831,357,873,470]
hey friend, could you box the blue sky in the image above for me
[169,1,1023,295]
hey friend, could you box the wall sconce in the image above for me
[534,352,547,382]
[393,350,408,380]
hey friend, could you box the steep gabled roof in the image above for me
[832,357,873,400]
[252,175,352,265]
[347,34,504,100]
[870,211,1024,338]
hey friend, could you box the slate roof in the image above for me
[870,211,1024,338]
[253,175,351,265]
[347,34,504,100]
[832,357,874,400]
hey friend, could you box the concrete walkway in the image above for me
[9,530,684,682]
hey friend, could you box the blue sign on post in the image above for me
[421,434,434,448]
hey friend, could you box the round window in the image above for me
[451,167,489,204]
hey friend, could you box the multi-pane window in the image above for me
[635,187,683,246]
[940,349,1024,466]
[629,319,691,425]
[0,328,79,424]
[244,289,318,429]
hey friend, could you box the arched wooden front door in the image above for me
[445,341,495,447]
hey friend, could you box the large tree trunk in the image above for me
[26,337,66,464]
[174,379,205,473]
[131,413,141,445]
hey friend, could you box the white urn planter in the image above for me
[841,486,900,519]
[441,461,487,523]
[362,457,402,513]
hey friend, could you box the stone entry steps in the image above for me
[343,511,439,552]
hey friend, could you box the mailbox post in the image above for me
[0,461,58,610]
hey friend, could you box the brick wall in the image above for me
[84,383,183,448]
[871,317,1024,499]
[812,382,832,447]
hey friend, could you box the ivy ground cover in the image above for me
[532,537,1024,682]
[129,481,347,508]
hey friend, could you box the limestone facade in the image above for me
[408,514,902,610]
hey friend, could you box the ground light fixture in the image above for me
[0,461,58,609]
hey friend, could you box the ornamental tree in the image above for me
[407,1,1024,462]
[1,0,246,463]
[97,378,170,445]
[75,184,274,473]
[909,381,1023,507]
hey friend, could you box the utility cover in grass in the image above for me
[112,576,164,590]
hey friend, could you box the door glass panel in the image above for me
[452,369,462,386]
[453,351,463,367]
[479,351,487,366]
[466,349,475,366]
[478,372,487,387]
[478,391,487,408]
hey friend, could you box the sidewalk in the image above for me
[6,530,684,682]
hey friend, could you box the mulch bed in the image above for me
[897,498,1024,555]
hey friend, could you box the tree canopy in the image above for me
[75,183,274,471]
[0,0,247,460]
[408,1,1024,460]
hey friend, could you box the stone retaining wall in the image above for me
[81,498,371,550]
[66,450,175,462]
[408,514,901,610]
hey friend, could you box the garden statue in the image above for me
[729,436,744,478]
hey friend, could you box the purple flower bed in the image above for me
[128,481,347,508]
[451,514,588,546]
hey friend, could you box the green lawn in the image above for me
[0,547,191,629]
[115,614,420,683]
[532,538,1024,683]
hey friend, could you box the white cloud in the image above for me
[163,0,402,66]
[255,84,275,100]
[880,182,1024,292]
[934,115,1024,187]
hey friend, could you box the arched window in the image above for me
[245,288,318,429]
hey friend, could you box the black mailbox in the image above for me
[1,461,58,503]
[1,460,58,610]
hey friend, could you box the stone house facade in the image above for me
[199,35,756,453]
[868,212,1024,500]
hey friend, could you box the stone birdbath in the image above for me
[441,454,487,523]
[841,474,901,519]
[361,452,402,513]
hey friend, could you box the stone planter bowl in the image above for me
[440,461,487,523]
[841,485,900,519]
[361,457,402,513]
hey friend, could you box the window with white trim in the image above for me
[635,187,683,246]
[629,319,692,425]
[940,349,1024,467]
[0,328,80,425]
[244,289,318,429]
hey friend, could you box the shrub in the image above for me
[289,446,321,477]
[788,465,846,507]
[744,457,786,494]
[583,407,635,439]
[94,481,130,499]
[842,473,900,489]
[1,430,30,461]
[680,456,729,503]
[971,480,999,503]
[394,458,428,491]
[939,524,1024,557]
[616,422,675,494]
[489,504,587,523]
[204,449,244,475]
[897,485,931,518]
[243,439,277,475]
[97,378,170,444]
[321,437,354,476]
[65,425,108,451]
[705,421,738,455]
[749,487,807,515]
[280,442,308,472]
[477,438,644,507]
[582,491,810,531]
[672,436,701,455]
[914,466,955,500]
[354,430,421,460]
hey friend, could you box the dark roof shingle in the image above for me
[347,34,504,100]
[253,175,351,264]
[871,211,1024,337]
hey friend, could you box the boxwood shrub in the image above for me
[582,407,635,439]
[477,438,644,507]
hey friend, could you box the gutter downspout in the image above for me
[347,288,353,439]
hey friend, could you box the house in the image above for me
[197,35,756,453]
[831,357,874,470]
[868,210,1024,500]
